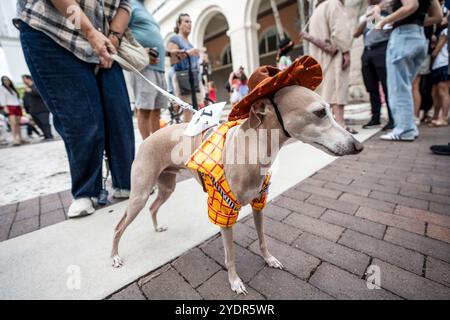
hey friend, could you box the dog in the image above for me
[110,85,363,295]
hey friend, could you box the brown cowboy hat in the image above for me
[228,55,323,121]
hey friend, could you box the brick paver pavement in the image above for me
[104,126,450,300]
[1,126,450,299]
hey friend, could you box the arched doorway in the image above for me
[256,0,304,67]
[200,12,232,103]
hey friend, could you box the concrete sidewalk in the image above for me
[108,125,450,300]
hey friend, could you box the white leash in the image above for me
[112,54,197,114]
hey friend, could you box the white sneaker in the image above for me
[112,189,130,199]
[380,132,415,141]
[67,198,95,218]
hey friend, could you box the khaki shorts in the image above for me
[417,55,431,76]
[129,67,167,110]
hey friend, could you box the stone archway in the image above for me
[193,6,232,103]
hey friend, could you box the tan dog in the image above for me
[111,85,363,294]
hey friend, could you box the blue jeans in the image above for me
[386,24,427,138]
[19,21,135,199]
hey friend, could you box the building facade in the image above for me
[0,0,367,102]
[150,0,368,102]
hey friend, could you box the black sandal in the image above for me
[345,126,358,135]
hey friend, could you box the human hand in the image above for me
[186,48,199,57]
[86,29,116,69]
[374,18,386,30]
[107,34,120,51]
[366,4,381,20]
[150,56,160,65]
[143,48,160,65]
[342,52,350,70]
[299,31,310,42]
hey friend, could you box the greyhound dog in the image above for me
[111,85,363,294]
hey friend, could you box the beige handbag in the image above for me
[116,29,150,71]
[101,0,149,71]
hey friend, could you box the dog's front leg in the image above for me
[220,227,248,295]
[252,210,283,269]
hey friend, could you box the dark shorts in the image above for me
[7,106,23,117]
[431,66,450,85]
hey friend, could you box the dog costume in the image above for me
[186,55,322,228]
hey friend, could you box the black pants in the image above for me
[362,42,393,124]
[26,122,41,137]
[31,111,53,139]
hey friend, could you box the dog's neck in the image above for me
[223,115,290,204]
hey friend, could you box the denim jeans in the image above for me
[19,21,135,199]
[386,24,427,138]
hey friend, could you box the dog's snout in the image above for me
[353,140,364,154]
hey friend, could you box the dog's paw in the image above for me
[112,255,124,268]
[265,255,283,269]
[155,226,168,232]
[230,278,248,295]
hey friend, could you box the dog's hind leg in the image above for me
[252,209,283,269]
[111,173,157,268]
[221,227,248,295]
[150,170,177,232]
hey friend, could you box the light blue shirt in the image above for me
[128,0,165,72]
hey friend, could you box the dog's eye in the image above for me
[313,109,327,118]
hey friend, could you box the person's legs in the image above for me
[431,84,441,121]
[362,47,382,126]
[413,75,422,118]
[376,52,394,128]
[9,115,20,144]
[27,121,41,137]
[437,80,450,122]
[97,62,135,192]
[33,112,53,139]
[149,109,161,133]
[420,73,434,121]
[385,27,426,139]
[20,21,104,199]
[137,109,151,140]
[332,104,345,127]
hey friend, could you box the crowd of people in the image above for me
[300,0,448,141]
[0,75,53,146]
[4,0,450,218]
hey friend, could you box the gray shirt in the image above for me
[363,10,391,47]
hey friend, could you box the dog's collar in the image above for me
[268,96,291,138]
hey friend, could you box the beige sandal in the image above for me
[428,120,448,127]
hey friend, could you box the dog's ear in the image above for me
[248,99,269,129]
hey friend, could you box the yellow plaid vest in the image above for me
[185,121,271,228]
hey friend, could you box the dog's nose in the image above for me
[353,140,364,153]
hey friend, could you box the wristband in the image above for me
[109,30,123,45]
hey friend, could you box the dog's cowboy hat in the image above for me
[228,55,323,121]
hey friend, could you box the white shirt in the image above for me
[0,86,21,106]
[432,28,449,70]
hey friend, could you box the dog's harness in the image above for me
[185,121,271,228]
